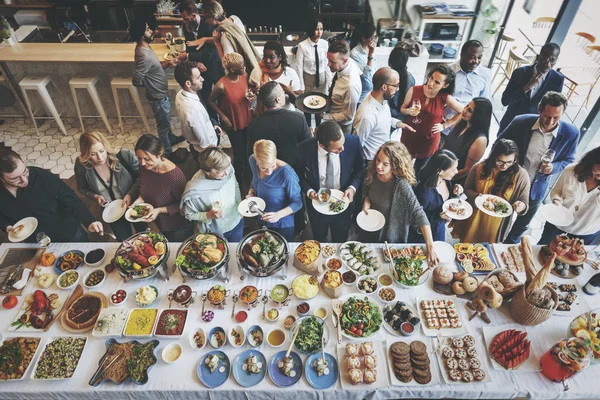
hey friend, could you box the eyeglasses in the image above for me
[385,82,400,88]
[495,160,514,167]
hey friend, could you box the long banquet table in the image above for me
[0,241,599,400]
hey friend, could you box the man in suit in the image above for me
[498,91,579,244]
[498,43,564,132]
[298,121,365,242]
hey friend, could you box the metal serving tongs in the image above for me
[249,201,265,216]
[89,351,124,386]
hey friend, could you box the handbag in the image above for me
[396,32,424,57]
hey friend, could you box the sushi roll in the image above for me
[384,310,394,322]
[409,316,421,326]
[358,265,367,275]
[366,267,375,275]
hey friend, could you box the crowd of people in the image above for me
[0,0,599,254]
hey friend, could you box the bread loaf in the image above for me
[526,251,556,297]
[520,237,537,286]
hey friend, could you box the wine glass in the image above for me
[541,149,556,166]
[36,232,51,247]
[245,88,257,110]
[412,99,422,124]
[211,193,224,216]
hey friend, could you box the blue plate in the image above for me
[232,349,267,387]
[305,352,339,389]
[247,325,264,347]
[198,350,230,388]
[455,242,498,275]
[268,350,302,387]
[134,285,159,307]
[54,250,85,275]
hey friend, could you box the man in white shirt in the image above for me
[323,41,362,134]
[353,67,415,161]
[441,40,492,142]
[174,61,221,159]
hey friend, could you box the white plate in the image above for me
[164,52,178,61]
[386,337,441,386]
[549,280,590,318]
[92,308,130,338]
[311,189,349,216]
[0,336,42,380]
[30,336,88,380]
[238,197,267,217]
[8,291,68,332]
[8,217,38,242]
[338,294,383,340]
[339,241,381,276]
[442,199,473,221]
[540,203,574,227]
[125,203,154,223]
[102,200,127,223]
[433,241,456,264]
[416,295,467,337]
[435,334,493,384]
[482,324,539,372]
[336,340,390,390]
[356,210,385,232]
[382,302,420,337]
[474,195,513,218]
[303,95,326,109]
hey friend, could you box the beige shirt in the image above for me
[523,119,558,183]
[323,59,362,134]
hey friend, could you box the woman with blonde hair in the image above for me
[74,130,146,240]
[209,52,253,183]
[248,139,302,240]
[181,146,244,241]
[361,141,439,266]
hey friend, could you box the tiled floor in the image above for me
[0,115,547,244]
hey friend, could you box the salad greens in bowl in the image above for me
[339,296,383,339]
[290,316,329,354]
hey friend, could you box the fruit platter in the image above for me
[175,233,230,281]
[483,327,534,371]
[569,309,600,363]
[454,243,497,274]
[111,231,169,280]
[540,234,587,278]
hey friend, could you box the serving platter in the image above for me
[30,336,88,380]
[385,337,441,386]
[481,324,539,372]
[336,340,389,390]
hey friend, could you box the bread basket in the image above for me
[510,285,558,326]
[483,269,523,301]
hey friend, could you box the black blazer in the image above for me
[499,65,564,132]
[297,134,365,196]
[183,17,224,85]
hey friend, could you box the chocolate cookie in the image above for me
[455,348,467,359]
[448,369,462,381]
[458,359,470,371]
[467,346,478,358]
[452,337,464,348]
[396,372,413,383]
[391,341,410,357]
[470,357,481,369]
[463,335,475,347]
[410,340,427,356]
[414,372,432,384]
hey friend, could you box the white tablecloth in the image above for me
[0,241,599,400]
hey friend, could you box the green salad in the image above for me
[329,199,345,213]
[393,256,424,286]
[294,316,325,354]
[341,296,382,338]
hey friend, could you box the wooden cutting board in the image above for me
[0,247,46,296]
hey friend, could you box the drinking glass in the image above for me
[541,149,556,165]
[211,193,224,215]
[412,99,422,124]
[36,232,51,247]
[165,32,173,46]
[245,88,257,110]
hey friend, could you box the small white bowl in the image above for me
[189,328,206,350]
[57,270,79,290]
[266,308,280,323]
[356,275,379,295]
[84,248,106,267]
[266,328,286,348]
[377,273,394,287]
[228,325,245,347]
[377,286,397,304]
[162,342,183,363]
[324,256,344,271]
[83,268,106,289]
[313,306,328,320]
[247,325,264,347]
[110,289,127,306]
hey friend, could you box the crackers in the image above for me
[390,340,432,384]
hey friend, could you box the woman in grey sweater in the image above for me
[74,131,146,241]
[361,141,439,266]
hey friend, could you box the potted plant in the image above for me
[480,0,500,48]
[1,16,15,46]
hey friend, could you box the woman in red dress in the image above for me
[401,65,464,174]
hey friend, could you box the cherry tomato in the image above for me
[350,325,357,333]
[2,295,18,309]
[358,323,364,330]
[356,329,363,336]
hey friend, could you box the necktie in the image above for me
[314,44,320,88]
[328,73,338,98]
[325,152,335,189]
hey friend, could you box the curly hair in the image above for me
[573,146,600,182]
[480,139,520,196]
[221,52,244,73]
[364,141,416,187]
[263,40,288,70]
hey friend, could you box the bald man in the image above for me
[352,67,415,161]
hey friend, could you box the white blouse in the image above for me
[550,164,600,235]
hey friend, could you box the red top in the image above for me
[401,85,448,159]
[139,167,189,232]
[218,74,253,131]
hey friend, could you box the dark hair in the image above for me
[135,134,165,157]
[316,121,343,148]
[174,60,198,88]
[351,22,376,48]
[263,40,288,70]
[306,18,323,38]
[0,148,21,176]
[460,39,483,56]
[574,146,600,182]
[130,18,149,42]
[539,91,568,113]
[540,42,561,55]
[427,64,456,95]
[449,97,492,143]
[328,40,350,57]
[258,81,281,109]
[388,47,410,99]
[481,139,520,196]
[418,149,458,189]
[179,0,198,16]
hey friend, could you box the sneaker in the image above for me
[220,133,232,149]
[171,136,186,146]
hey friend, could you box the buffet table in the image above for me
[0,240,599,400]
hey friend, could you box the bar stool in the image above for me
[19,76,68,136]
[110,77,151,134]
[69,76,113,135]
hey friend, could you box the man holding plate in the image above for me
[297,121,365,242]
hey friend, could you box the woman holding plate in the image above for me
[409,149,463,242]
[538,146,600,245]
[451,139,530,243]
[361,141,439,266]
[75,130,146,241]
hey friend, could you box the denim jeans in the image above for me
[504,198,544,244]
[70,225,89,242]
[539,222,599,245]
[223,218,244,242]
[148,97,177,155]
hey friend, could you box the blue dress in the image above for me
[249,155,302,229]
[409,180,453,242]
